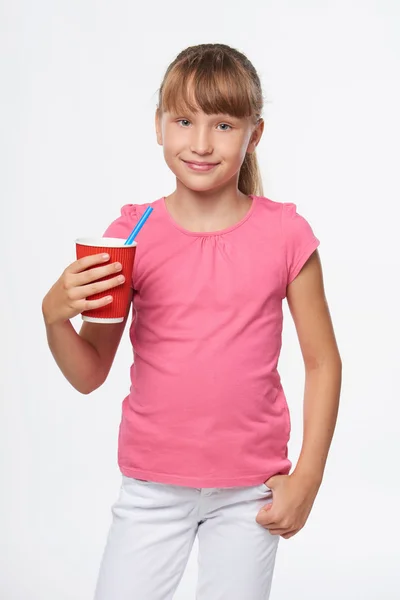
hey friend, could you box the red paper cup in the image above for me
[75,237,137,323]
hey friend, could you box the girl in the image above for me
[42,43,342,600]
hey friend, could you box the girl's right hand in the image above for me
[42,253,126,326]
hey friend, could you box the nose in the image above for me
[190,126,213,155]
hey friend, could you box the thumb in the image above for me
[256,501,274,526]
[265,476,277,489]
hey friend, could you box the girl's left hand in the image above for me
[255,473,319,539]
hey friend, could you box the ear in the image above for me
[246,118,264,154]
[155,108,163,146]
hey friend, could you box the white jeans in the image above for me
[94,475,279,600]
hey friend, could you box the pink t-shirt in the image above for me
[103,195,320,488]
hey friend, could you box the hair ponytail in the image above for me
[239,152,263,197]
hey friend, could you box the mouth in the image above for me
[182,159,220,172]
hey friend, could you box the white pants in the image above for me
[94,475,279,600]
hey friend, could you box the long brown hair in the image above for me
[157,43,264,197]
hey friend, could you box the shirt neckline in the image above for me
[161,194,258,237]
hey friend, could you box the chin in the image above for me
[173,168,231,193]
[176,177,224,193]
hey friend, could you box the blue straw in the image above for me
[124,206,153,245]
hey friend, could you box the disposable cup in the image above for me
[75,237,136,323]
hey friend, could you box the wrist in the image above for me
[291,467,323,490]
[42,299,66,328]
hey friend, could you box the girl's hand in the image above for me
[255,473,319,539]
[42,253,125,326]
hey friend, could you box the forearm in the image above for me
[44,318,104,394]
[292,356,342,487]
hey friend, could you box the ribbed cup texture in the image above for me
[75,244,136,321]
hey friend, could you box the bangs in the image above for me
[160,53,259,119]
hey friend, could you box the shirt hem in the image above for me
[119,465,291,488]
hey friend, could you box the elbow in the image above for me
[79,386,95,395]
[333,350,342,372]
[76,375,106,395]
[304,350,342,372]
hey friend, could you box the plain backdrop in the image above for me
[1,1,400,598]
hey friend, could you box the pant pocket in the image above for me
[260,482,272,493]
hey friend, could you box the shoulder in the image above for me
[103,198,164,238]
[254,195,283,218]
[117,197,163,220]
[254,196,320,285]
[255,195,309,223]
[255,195,317,236]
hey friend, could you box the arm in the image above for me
[257,249,341,538]
[286,249,342,489]
[43,296,131,395]
[42,250,134,394]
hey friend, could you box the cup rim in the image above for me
[75,237,137,248]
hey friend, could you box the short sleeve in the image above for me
[102,204,139,239]
[282,202,320,285]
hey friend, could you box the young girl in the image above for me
[42,43,342,600]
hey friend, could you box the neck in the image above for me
[165,177,252,233]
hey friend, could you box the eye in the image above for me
[177,119,191,127]
[217,123,232,131]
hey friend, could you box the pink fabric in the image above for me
[103,195,320,488]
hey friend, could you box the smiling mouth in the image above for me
[183,160,219,166]
[182,159,220,172]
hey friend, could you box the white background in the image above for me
[1,1,400,598]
